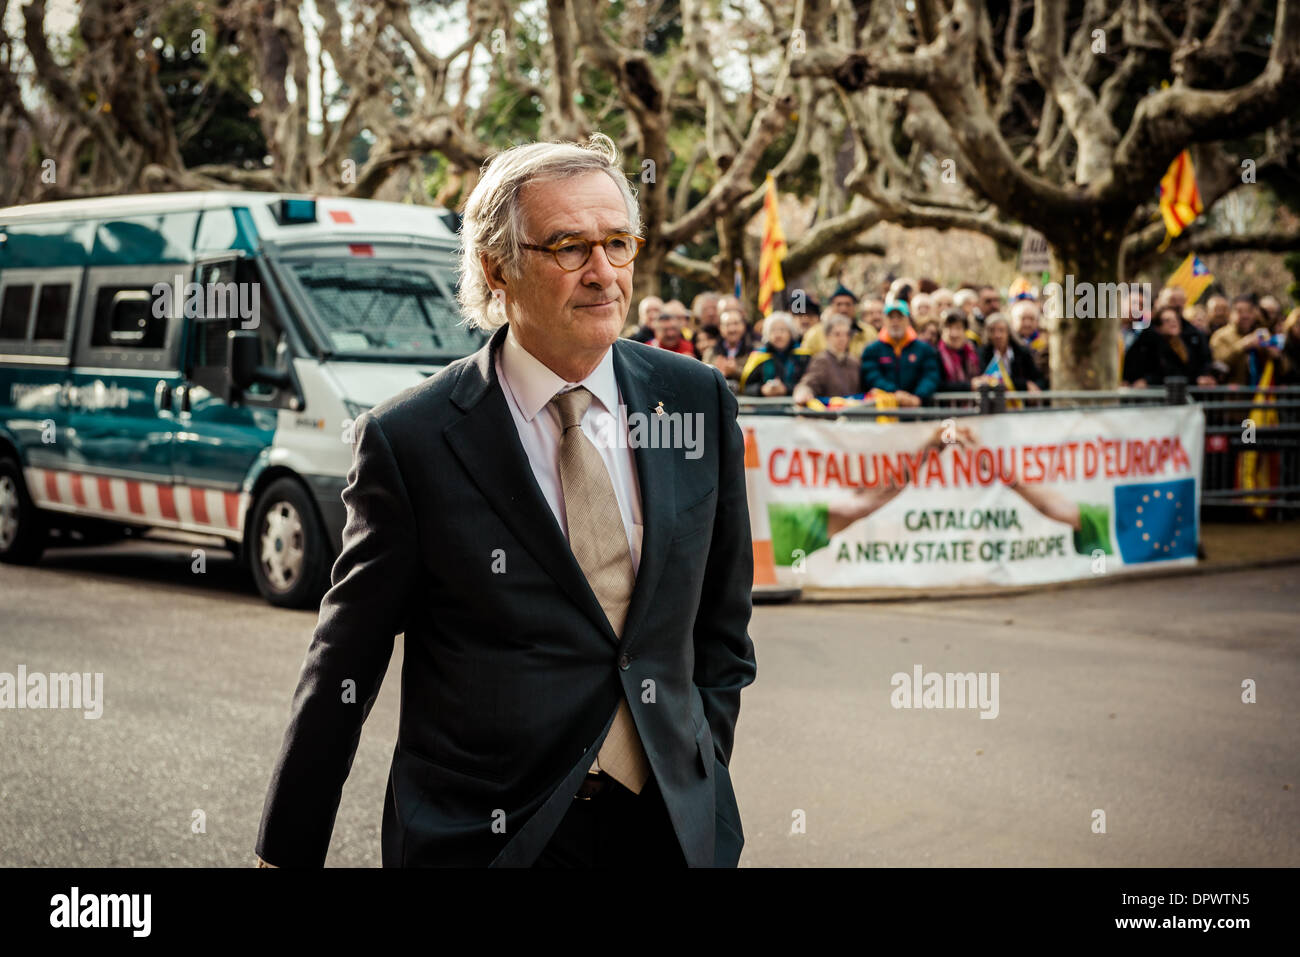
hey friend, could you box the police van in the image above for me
[0,191,483,606]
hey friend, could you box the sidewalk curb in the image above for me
[793,553,1300,604]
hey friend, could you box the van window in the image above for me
[0,284,33,339]
[33,283,72,340]
[285,259,485,360]
[91,286,167,348]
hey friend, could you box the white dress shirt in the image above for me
[495,324,644,576]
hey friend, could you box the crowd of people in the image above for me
[621,276,1300,406]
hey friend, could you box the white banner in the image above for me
[741,406,1204,589]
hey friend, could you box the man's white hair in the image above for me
[456,133,642,331]
[953,289,978,308]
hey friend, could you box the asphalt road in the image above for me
[1,537,1296,867]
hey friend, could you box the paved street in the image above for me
[1,537,1296,867]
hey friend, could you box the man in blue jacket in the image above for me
[859,300,941,406]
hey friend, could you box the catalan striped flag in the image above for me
[1158,150,1203,249]
[1165,253,1214,306]
[758,174,786,316]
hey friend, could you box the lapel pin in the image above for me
[654,401,665,416]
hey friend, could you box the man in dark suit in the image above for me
[254,133,757,867]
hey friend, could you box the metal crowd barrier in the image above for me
[736,379,1300,514]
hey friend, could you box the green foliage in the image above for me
[153,3,266,169]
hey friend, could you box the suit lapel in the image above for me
[611,340,677,652]
[443,325,616,644]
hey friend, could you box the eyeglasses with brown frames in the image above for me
[520,233,644,271]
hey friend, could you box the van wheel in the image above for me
[248,478,332,609]
[0,457,47,565]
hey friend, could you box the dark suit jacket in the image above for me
[255,323,757,867]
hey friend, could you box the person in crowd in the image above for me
[976,285,1002,324]
[739,312,814,397]
[1123,305,1217,387]
[690,291,721,336]
[707,307,753,388]
[931,287,955,314]
[888,277,916,305]
[859,300,940,407]
[861,296,886,334]
[917,277,939,294]
[1211,294,1281,385]
[1259,294,1283,332]
[693,323,720,362]
[954,287,978,316]
[917,317,940,347]
[952,288,983,345]
[649,299,697,356]
[1157,285,1188,315]
[1012,299,1049,380]
[936,309,984,393]
[793,314,861,405]
[827,284,858,318]
[625,295,661,343]
[1279,308,1300,385]
[1185,303,1208,333]
[1121,285,1151,350]
[979,312,1044,392]
[793,297,822,346]
[717,293,748,319]
[911,293,935,326]
[1204,294,1231,335]
[803,290,879,357]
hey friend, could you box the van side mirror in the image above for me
[228,330,291,392]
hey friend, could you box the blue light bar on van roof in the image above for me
[277,198,317,225]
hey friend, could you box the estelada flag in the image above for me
[1158,151,1203,247]
[758,174,786,316]
[982,355,1022,409]
[1165,252,1214,306]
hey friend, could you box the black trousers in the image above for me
[532,773,688,867]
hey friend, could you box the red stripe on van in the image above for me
[126,481,145,515]
[70,473,87,506]
[157,485,178,521]
[223,492,240,529]
[190,487,210,525]
[44,470,59,503]
[97,477,114,511]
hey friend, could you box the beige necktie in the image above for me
[549,386,650,795]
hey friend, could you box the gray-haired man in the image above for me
[255,133,756,868]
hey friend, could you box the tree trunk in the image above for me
[1046,237,1126,394]
[634,242,666,302]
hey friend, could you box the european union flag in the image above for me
[1114,478,1197,564]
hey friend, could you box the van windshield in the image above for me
[284,258,486,361]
